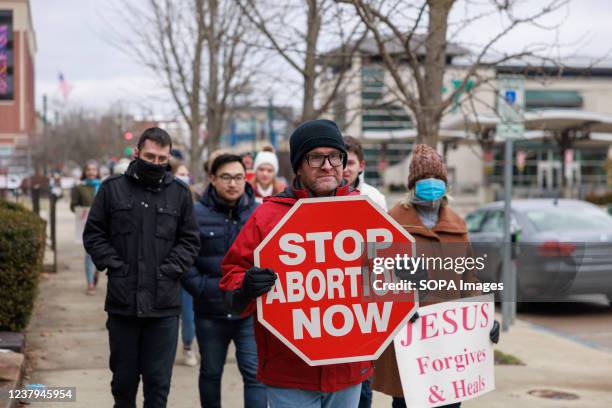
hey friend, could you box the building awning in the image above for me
[361,128,468,142]
[442,109,612,134]
[358,109,612,146]
[526,109,612,132]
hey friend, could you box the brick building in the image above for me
[0,0,36,179]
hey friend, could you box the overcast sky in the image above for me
[32,0,612,119]
[32,0,170,117]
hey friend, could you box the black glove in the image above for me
[395,263,428,299]
[395,263,428,283]
[490,320,500,344]
[409,311,420,324]
[240,266,277,300]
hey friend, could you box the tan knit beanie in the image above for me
[407,144,448,190]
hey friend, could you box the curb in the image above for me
[523,319,612,353]
[0,350,25,408]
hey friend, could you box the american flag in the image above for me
[58,72,73,103]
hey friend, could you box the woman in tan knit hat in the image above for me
[370,144,500,408]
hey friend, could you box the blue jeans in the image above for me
[359,377,372,408]
[266,383,361,408]
[195,316,266,408]
[85,253,95,285]
[180,289,195,348]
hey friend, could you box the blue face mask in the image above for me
[415,178,446,201]
[176,175,190,185]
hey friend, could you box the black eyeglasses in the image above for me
[305,152,345,168]
[217,174,246,184]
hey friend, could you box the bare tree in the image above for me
[110,0,256,175]
[340,0,569,147]
[32,107,133,169]
[238,0,367,123]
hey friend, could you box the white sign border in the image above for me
[395,294,496,408]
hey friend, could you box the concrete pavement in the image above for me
[24,197,612,407]
[462,318,612,407]
[372,313,612,408]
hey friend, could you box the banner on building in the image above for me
[0,10,13,100]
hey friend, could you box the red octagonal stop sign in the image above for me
[255,195,417,366]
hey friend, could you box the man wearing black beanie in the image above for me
[289,119,348,171]
[220,119,371,407]
[287,118,348,196]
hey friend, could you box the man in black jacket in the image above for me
[181,153,264,408]
[83,127,200,408]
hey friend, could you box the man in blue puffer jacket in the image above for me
[181,153,264,408]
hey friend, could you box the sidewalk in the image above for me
[463,319,612,407]
[25,198,612,407]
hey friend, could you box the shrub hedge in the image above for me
[0,200,46,331]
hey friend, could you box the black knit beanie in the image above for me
[289,119,348,173]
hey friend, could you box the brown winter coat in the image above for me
[371,200,481,397]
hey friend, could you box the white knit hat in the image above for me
[253,151,279,175]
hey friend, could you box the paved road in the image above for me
[519,295,612,352]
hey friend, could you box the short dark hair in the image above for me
[211,153,246,175]
[170,148,184,160]
[137,127,173,150]
[343,135,364,162]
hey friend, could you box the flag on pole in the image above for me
[58,72,73,103]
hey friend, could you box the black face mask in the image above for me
[135,157,167,186]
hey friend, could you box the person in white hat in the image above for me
[249,149,286,203]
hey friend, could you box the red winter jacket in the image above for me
[219,182,373,392]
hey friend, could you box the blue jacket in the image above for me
[181,182,258,319]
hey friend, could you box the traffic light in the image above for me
[124,147,133,157]
[124,131,133,141]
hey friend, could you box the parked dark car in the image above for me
[466,199,612,303]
